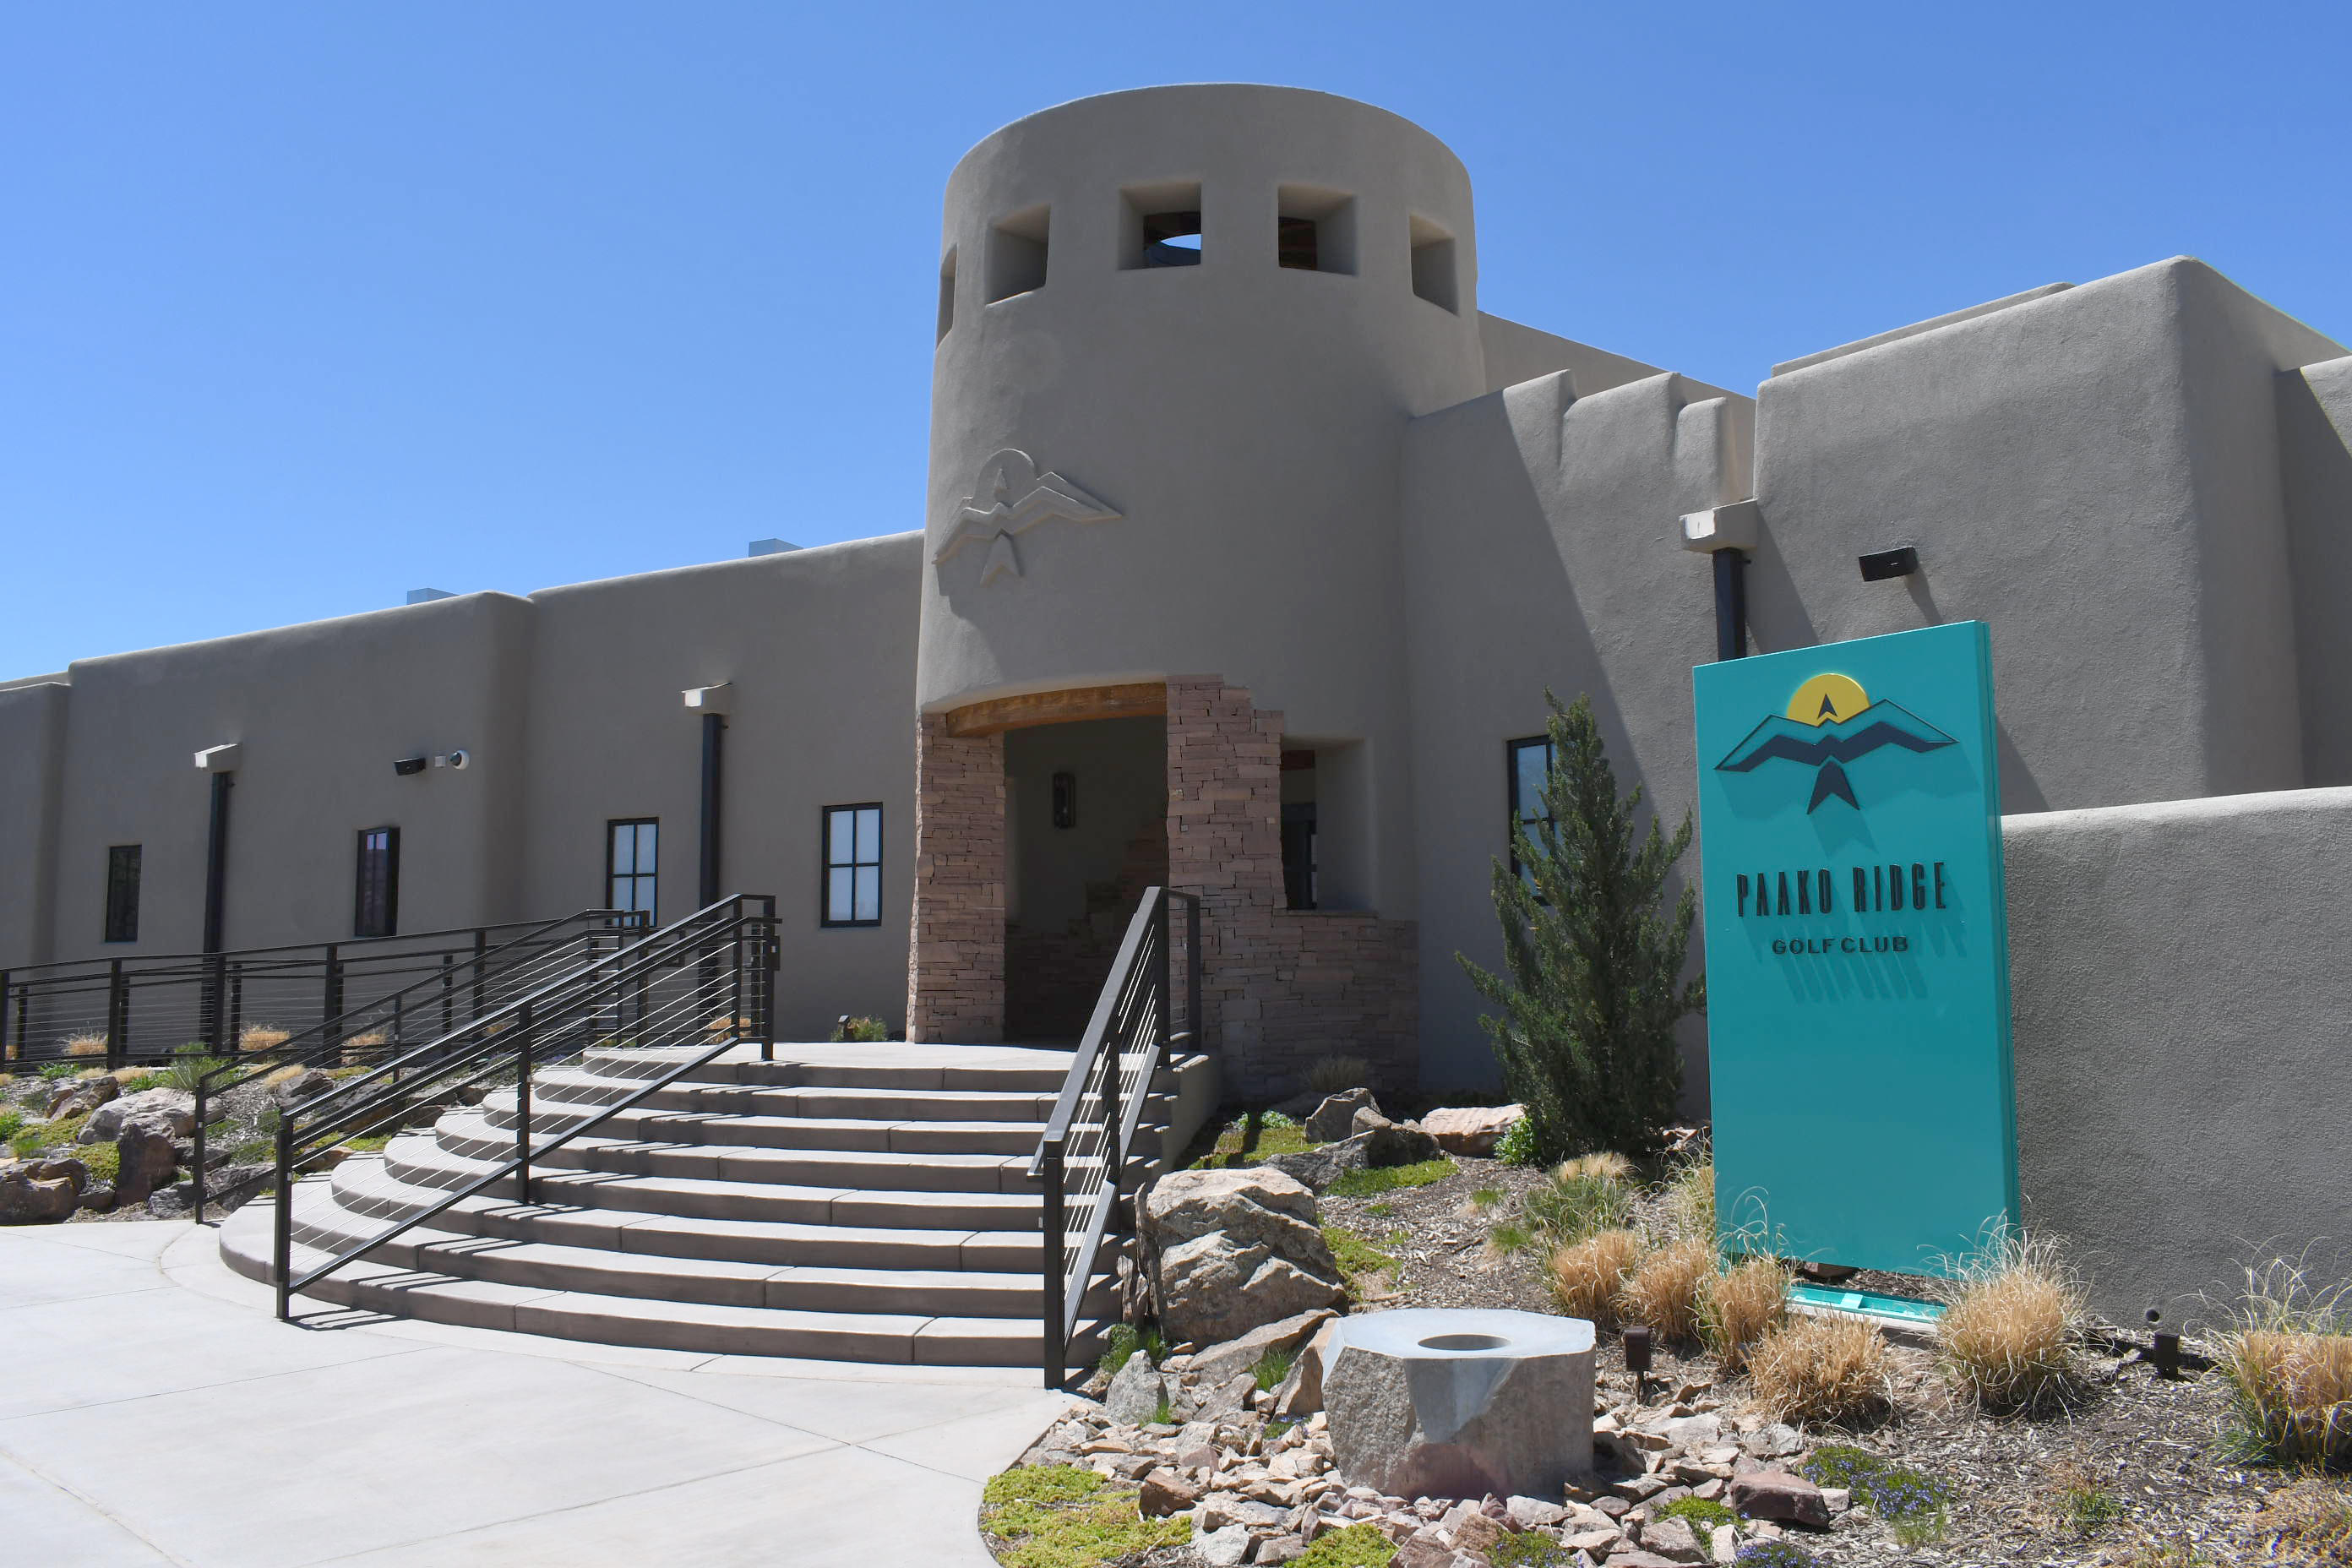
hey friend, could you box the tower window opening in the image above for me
[1119,180,1205,270]
[936,247,957,341]
[1277,185,1356,275]
[1409,215,1459,312]
[986,206,1049,302]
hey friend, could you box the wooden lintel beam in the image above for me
[940,682,1168,738]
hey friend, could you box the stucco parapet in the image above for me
[2001,784,2352,840]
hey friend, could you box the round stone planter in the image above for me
[1322,1308,1595,1501]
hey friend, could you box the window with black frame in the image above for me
[823,804,883,927]
[1507,736,1554,882]
[353,826,400,939]
[607,819,657,923]
[103,844,141,943]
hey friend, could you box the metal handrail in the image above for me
[268,895,779,1320]
[193,907,650,1220]
[1029,885,1202,1389]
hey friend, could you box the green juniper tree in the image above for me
[1459,691,1703,1162]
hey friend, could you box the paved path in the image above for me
[0,1218,1075,1566]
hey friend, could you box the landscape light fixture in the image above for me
[1858,545,1920,582]
[2152,1331,2182,1380]
[1622,1324,1652,1378]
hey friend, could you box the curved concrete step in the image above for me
[526,1066,1061,1123]
[582,1043,1077,1093]
[476,1091,1061,1157]
[220,1200,1094,1365]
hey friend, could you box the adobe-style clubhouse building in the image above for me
[6,81,2350,1268]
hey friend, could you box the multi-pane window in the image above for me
[353,827,400,939]
[607,819,658,922]
[1507,736,1554,879]
[823,804,883,927]
[103,844,141,943]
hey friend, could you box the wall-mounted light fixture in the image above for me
[393,756,429,776]
[682,683,733,714]
[193,743,243,772]
[1680,500,1761,662]
[1858,545,1920,582]
[1051,771,1077,830]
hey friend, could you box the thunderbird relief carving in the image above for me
[933,449,1120,585]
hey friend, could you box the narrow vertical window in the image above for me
[1507,736,1554,883]
[823,804,883,927]
[607,818,658,923]
[353,827,400,939]
[103,844,142,943]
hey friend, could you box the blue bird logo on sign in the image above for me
[1714,672,1957,812]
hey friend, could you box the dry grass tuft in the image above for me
[1664,1157,1716,1243]
[1557,1151,1634,1184]
[1701,1254,1791,1369]
[1618,1237,1717,1342]
[705,1014,755,1041]
[1304,1055,1372,1096]
[1549,1228,1645,1322]
[261,1064,309,1089]
[1938,1230,2087,1412]
[237,1024,291,1054]
[2255,1477,2352,1565]
[1747,1314,1893,1427]
[2219,1259,2352,1470]
[62,1034,108,1058]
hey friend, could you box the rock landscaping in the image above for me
[986,1089,2352,1568]
[0,1057,296,1223]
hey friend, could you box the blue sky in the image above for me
[3,3,2344,678]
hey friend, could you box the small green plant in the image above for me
[1192,1109,1320,1169]
[1656,1494,1736,1532]
[1366,1200,1395,1217]
[117,1072,165,1093]
[10,1112,88,1157]
[1803,1446,1885,1489]
[1149,1388,1173,1425]
[159,1049,234,1093]
[1495,1160,1633,1255]
[828,1015,891,1043]
[0,1108,24,1143]
[1730,1543,1819,1566]
[38,1061,79,1081]
[1468,1187,1504,1211]
[978,1464,1188,1568]
[1324,1224,1400,1292]
[1251,1346,1296,1392]
[1488,1533,1576,1566]
[2058,1481,2126,1535]
[80,1141,120,1184]
[1293,1522,1398,1567]
[1801,1448,1951,1545]
[1326,1156,1455,1198]
[1097,1323,1142,1377]
[1494,1113,1538,1166]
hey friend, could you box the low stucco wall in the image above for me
[2006,786,2352,1326]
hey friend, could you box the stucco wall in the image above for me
[0,682,68,967]
[2280,356,2352,787]
[1401,371,1752,1090]
[2004,787,2352,1326]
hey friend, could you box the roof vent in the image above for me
[748,539,801,557]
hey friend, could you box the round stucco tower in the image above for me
[920,85,1485,917]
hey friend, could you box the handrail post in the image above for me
[106,958,127,1070]
[514,999,535,1207]
[204,951,227,1054]
[193,1076,210,1223]
[759,899,778,1063]
[729,917,745,1044]
[1042,1140,1065,1388]
[323,945,343,1059]
[230,960,244,1051]
[274,1112,294,1321]
[0,969,9,1063]
[440,951,455,1037]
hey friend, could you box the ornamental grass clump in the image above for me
[2218,1259,2352,1470]
[237,1023,291,1054]
[1664,1151,1716,1244]
[1748,1316,1893,1427]
[1701,1255,1792,1369]
[1497,1157,1635,1255]
[1618,1237,1716,1342]
[1549,1228,1644,1321]
[1937,1228,2087,1413]
[1305,1054,1372,1096]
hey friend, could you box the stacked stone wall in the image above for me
[906,714,1004,1043]
[1165,677,1418,1098]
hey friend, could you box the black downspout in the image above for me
[202,770,234,1048]
[1712,549,1750,662]
[698,712,725,907]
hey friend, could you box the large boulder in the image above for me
[1102,1349,1168,1424]
[0,1163,81,1224]
[80,1088,198,1144]
[1143,1168,1345,1346]
[1187,1308,1338,1387]
[45,1076,118,1120]
[1304,1089,1378,1143]
[113,1120,181,1206]
[1324,1307,1596,1501]
[1420,1104,1525,1157]
[269,1069,336,1109]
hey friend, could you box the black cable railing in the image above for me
[190,907,651,1222]
[269,894,780,1321]
[0,913,642,1069]
[1028,885,1201,1389]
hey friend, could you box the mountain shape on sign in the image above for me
[1714,700,1959,812]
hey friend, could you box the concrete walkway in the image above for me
[0,1218,1075,1566]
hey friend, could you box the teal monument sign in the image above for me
[1692,621,2018,1275]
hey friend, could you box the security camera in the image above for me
[444,749,470,770]
[394,756,429,776]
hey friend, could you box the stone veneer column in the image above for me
[1165,678,1418,1099]
[906,713,1004,1043]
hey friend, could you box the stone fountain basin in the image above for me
[1323,1307,1596,1502]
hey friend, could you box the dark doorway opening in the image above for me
[1004,715,1168,1043]
[1281,748,1318,910]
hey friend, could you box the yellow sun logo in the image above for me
[1786,672,1870,727]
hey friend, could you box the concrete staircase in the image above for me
[219,1040,1216,1366]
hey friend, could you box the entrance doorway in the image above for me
[1003,715,1168,1042]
